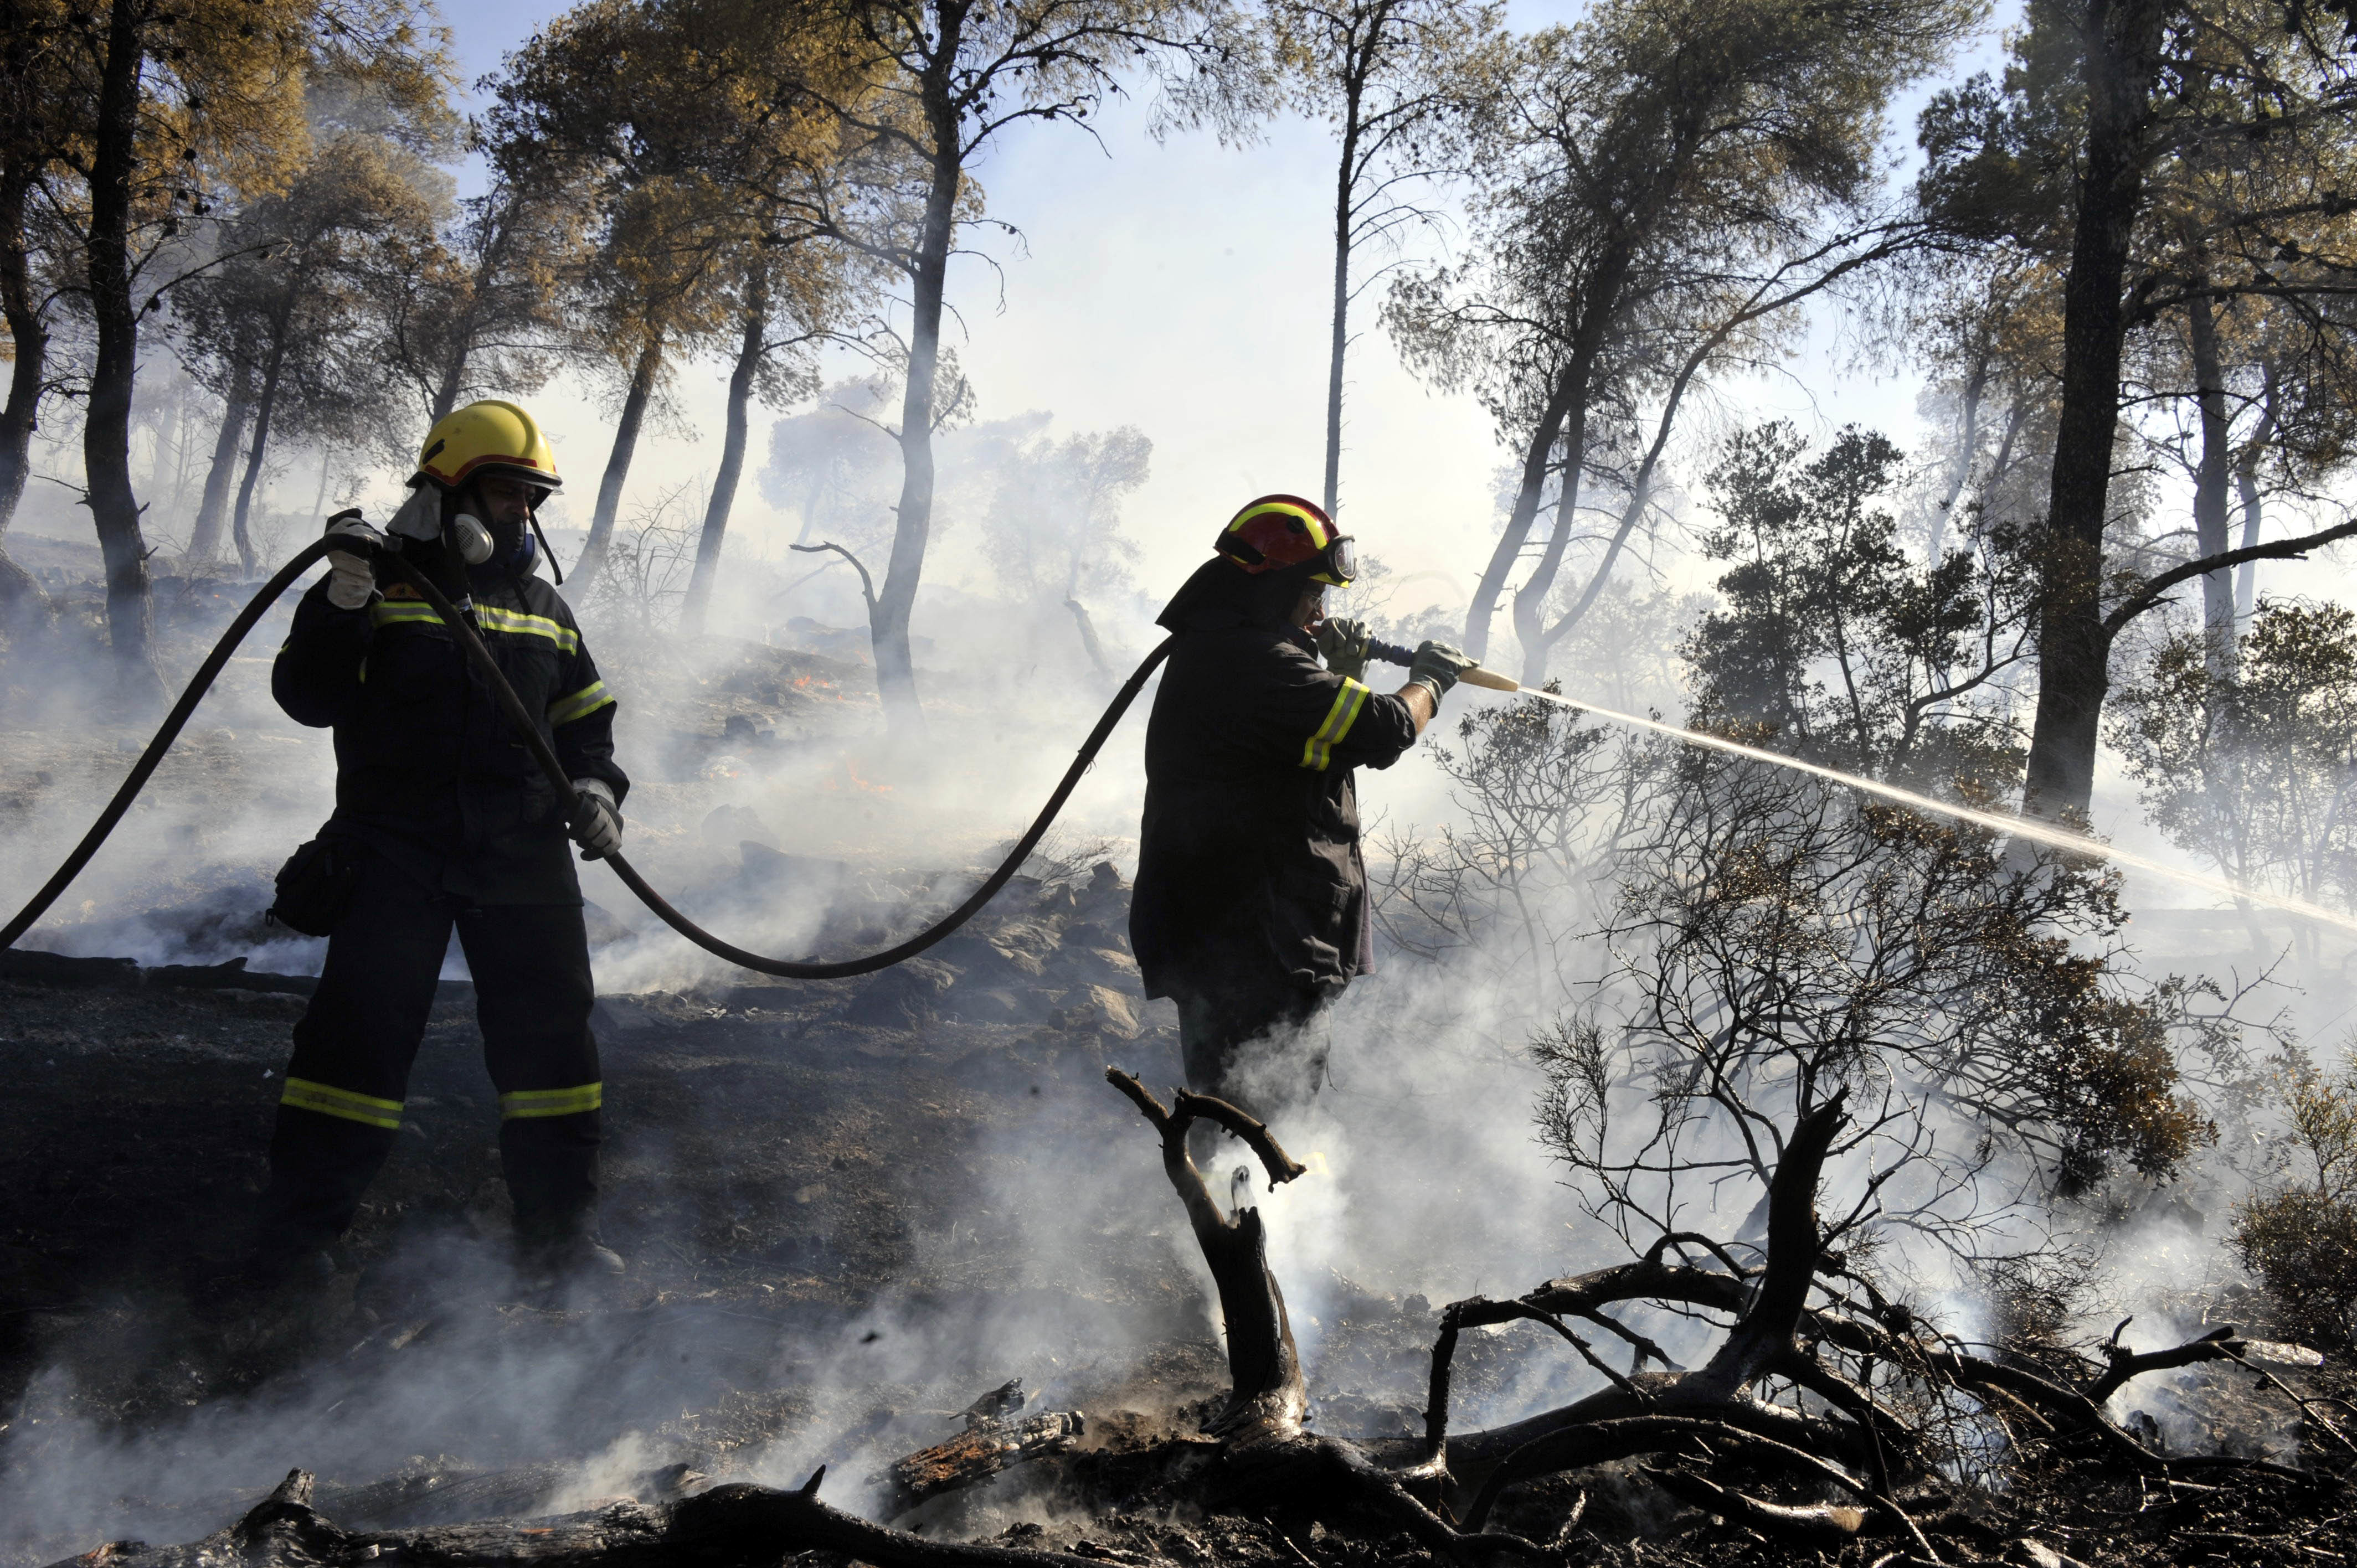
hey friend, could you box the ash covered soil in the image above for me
[4,618,2357,1567]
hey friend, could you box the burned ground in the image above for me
[6,623,2357,1568]
[9,905,2357,1568]
[0,880,1537,1568]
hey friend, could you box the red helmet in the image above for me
[1213,494,1357,586]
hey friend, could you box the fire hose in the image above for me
[0,537,1173,978]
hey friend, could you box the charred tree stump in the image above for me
[1104,1069,1554,1566]
[1105,1069,1309,1444]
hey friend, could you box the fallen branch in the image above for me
[48,1466,1108,1568]
[876,1408,1087,1519]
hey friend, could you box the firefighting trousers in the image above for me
[1170,978,1335,1124]
[256,844,603,1256]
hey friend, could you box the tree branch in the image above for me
[2103,517,2357,637]
[789,540,877,613]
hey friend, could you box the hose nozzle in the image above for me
[1366,638,1523,692]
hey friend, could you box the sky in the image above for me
[433,0,2021,624]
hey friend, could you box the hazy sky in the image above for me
[441,0,2017,625]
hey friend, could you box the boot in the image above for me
[513,1229,625,1297]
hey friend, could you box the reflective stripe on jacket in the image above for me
[272,568,627,905]
[1130,622,1419,1002]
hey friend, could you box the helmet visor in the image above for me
[1314,535,1357,586]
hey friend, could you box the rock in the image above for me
[2014,1542,2091,1568]
[931,933,1046,983]
[738,841,849,896]
[1062,920,1130,954]
[1050,984,1144,1040]
[942,986,1011,1023]
[1047,946,1142,989]
[581,900,636,949]
[701,802,778,849]
[941,986,1049,1024]
[1074,860,1129,919]
[845,960,955,1027]
[0,949,140,989]
[989,919,1060,959]
[721,714,774,745]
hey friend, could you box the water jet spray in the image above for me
[1365,639,2357,942]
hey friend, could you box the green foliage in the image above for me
[1684,420,2035,796]
[980,425,1151,602]
[2107,599,2357,910]
[1576,762,2220,1222]
[2234,1056,2357,1338]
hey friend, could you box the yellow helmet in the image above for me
[415,400,562,493]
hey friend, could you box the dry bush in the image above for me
[2234,1056,2357,1340]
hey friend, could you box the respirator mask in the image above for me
[387,484,495,565]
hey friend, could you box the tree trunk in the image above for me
[1463,367,1577,664]
[2233,364,2276,623]
[1507,302,1634,679]
[1928,350,1989,563]
[231,328,291,577]
[189,374,252,567]
[1464,244,1632,664]
[1323,87,1363,520]
[1066,597,1111,676]
[145,375,181,509]
[2184,286,2236,674]
[430,192,522,421]
[2234,452,2263,622]
[2019,0,2170,818]
[1511,440,1582,685]
[571,334,663,594]
[430,354,467,424]
[0,164,50,620]
[81,0,163,705]
[874,60,967,737]
[682,272,768,637]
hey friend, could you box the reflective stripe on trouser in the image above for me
[256,844,601,1255]
[500,1082,601,1118]
[280,1076,403,1128]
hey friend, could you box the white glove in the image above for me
[571,778,622,860]
[322,511,384,610]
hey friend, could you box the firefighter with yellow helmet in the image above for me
[247,400,629,1290]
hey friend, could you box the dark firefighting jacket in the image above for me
[1131,573,1420,1004]
[272,560,627,906]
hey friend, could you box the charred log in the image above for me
[876,1406,1087,1519]
[49,1466,1112,1568]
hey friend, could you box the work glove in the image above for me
[1407,640,1476,704]
[1315,616,1371,682]
[571,778,623,861]
[322,510,384,610]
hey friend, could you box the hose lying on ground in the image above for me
[0,536,1172,979]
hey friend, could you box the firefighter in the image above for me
[250,400,629,1290]
[1130,494,1473,1125]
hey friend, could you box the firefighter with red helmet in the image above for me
[248,400,629,1290]
[1130,495,1473,1121]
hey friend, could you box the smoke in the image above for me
[9,315,2357,1568]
